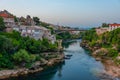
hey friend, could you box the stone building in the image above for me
[96,28,109,35]
[0,10,15,32]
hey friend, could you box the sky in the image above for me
[0,0,120,28]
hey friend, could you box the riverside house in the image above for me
[96,23,120,35]
[0,10,15,32]
[109,23,120,31]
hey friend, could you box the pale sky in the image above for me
[0,0,120,28]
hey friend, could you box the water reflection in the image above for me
[9,63,65,80]
[58,64,63,78]
[62,40,77,48]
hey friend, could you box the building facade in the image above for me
[0,10,15,32]
[0,10,15,27]
[0,10,56,44]
[96,23,120,35]
[109,23,120,31]
[13,25,56,44]
[96,28,109,35]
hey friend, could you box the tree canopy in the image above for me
[82,28,120,60]
[33,17,40,25]
[0,31,58,69]
[0,17,5,31]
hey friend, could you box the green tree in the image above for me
[102,23,109,27]
[82,29,98,42]
[33,17,40,25]
[13,49,33,63]
[13,49,36,68]
[107,49,118,58]
[56,31,72,40]
[0,36,14,54]
[14,16,18,22]
[0,54,14,69]
[25,39,41,54]
[40,22,50,27]
[0,17,5,31]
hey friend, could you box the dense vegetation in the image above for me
[82,28,98,42]
[101,23,109,27]
[56,31,81,40]
[56,31,72,40]
[82,28,120,64]
[0,31,58,69]
[0,16,80,69]
[0,17,5,31]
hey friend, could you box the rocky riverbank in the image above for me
[92,48,120,78]
[80,41,120,79]
[0,53,65,80]
[103,60,120,78]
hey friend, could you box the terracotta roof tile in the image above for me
[0,12,14,18]
[109,24,120,27]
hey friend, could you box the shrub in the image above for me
[13,49,34,64]
[0,54,14,69]
[107,49,118,59]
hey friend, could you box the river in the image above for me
[10,39,107,80]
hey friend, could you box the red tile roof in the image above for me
[0,12,14,18]
[109,24,120,27]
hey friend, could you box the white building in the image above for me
[109,23,120,31]
[95,23,120,35]
[13,25,56,44]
